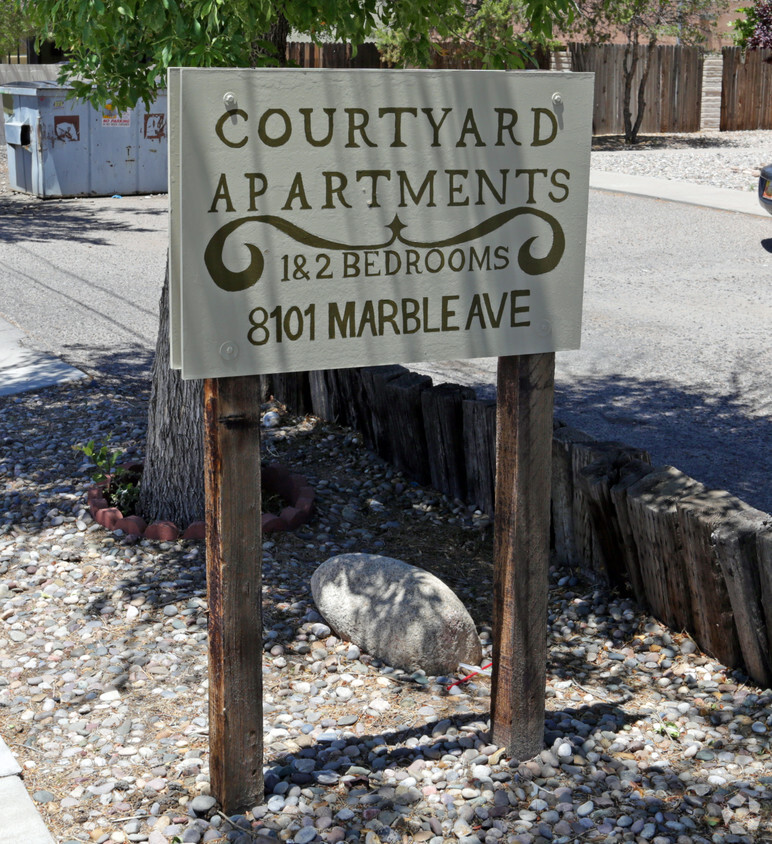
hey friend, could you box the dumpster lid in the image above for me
[0,81,73,96]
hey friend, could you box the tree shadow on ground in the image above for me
[591,133,763,151]
[0,195,165,245]
[57,343,155,380]
[59,526,772,842]
[552,373,772,515]
[454,369,772,516]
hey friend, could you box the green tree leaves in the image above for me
[732,1,772,47]
[0,0,31,57]
[377,0,572,70]
[24,0,485,110]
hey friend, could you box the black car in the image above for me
[759,164,772,214]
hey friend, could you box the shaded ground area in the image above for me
[2,380,772,842]
[591,131,770,151]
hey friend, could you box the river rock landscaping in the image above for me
[1,377,772,844]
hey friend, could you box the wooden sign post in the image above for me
[492,353,555,757]
[204,375,264,811]
[169,67,593,811]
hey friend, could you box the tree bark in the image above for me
[251,14,290,66]
[622,33,656,145]
[622,36,639,143]
[140,15,292,525]
[630,40,656,144]
[138,263,205,526]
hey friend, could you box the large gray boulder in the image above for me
[310,553,482,675]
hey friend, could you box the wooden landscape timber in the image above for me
[624,467,701,634]
[607,459,655,606]
[382,372,434,486]
[551,426,595,569]
[571,441,650,581]
[422,383,476,503]
[675,490,746,669]
[462,398,497,519]
[712,510,772,690]
[357,366,406,464]
[576,446,651,589]
[266,366,772,689]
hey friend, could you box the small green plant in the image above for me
[111,479,140,516]
[655,720,681,739]
[74,436,141,516]
[74,436,123,488]
[730,6,758,45]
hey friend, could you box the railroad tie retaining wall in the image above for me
[266,365,772,689]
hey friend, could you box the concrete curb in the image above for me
[0,737,56,844]
[589,170,768,217]
[0,316,86,397]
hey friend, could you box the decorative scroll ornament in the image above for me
[204,208,565,293]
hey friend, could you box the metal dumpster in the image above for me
[1,81,167,198]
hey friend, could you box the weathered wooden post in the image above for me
[204,375,264,811]
[169,66,593,808]
[491,353,554,757]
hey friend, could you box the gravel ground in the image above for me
[3,383,772,844]
[2,133,772,844]
[0,145,9,197]
[590,130,772,192]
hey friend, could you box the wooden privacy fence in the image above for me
[285,40,549,70]
[569,43,703,135]
[285,42,386,68]
[721,47,772,130]
[12,41,772,132]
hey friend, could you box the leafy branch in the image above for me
[731,0,772,47]
[377,0,569,69]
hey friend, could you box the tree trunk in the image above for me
[251,14,289,66]
[629,40,656,144]
[622,37,639,144]
[138,262,205,526]
[139,19,291,525]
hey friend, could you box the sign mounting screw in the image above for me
[223,92,237,110]
[219,341,239,360]
[552,92,563,106]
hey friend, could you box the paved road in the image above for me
[412,191,772,514]
[0,193,166,379]
[1,188,771,514]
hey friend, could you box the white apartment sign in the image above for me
[169,68,593,379]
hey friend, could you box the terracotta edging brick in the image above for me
[87,461,314,542]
